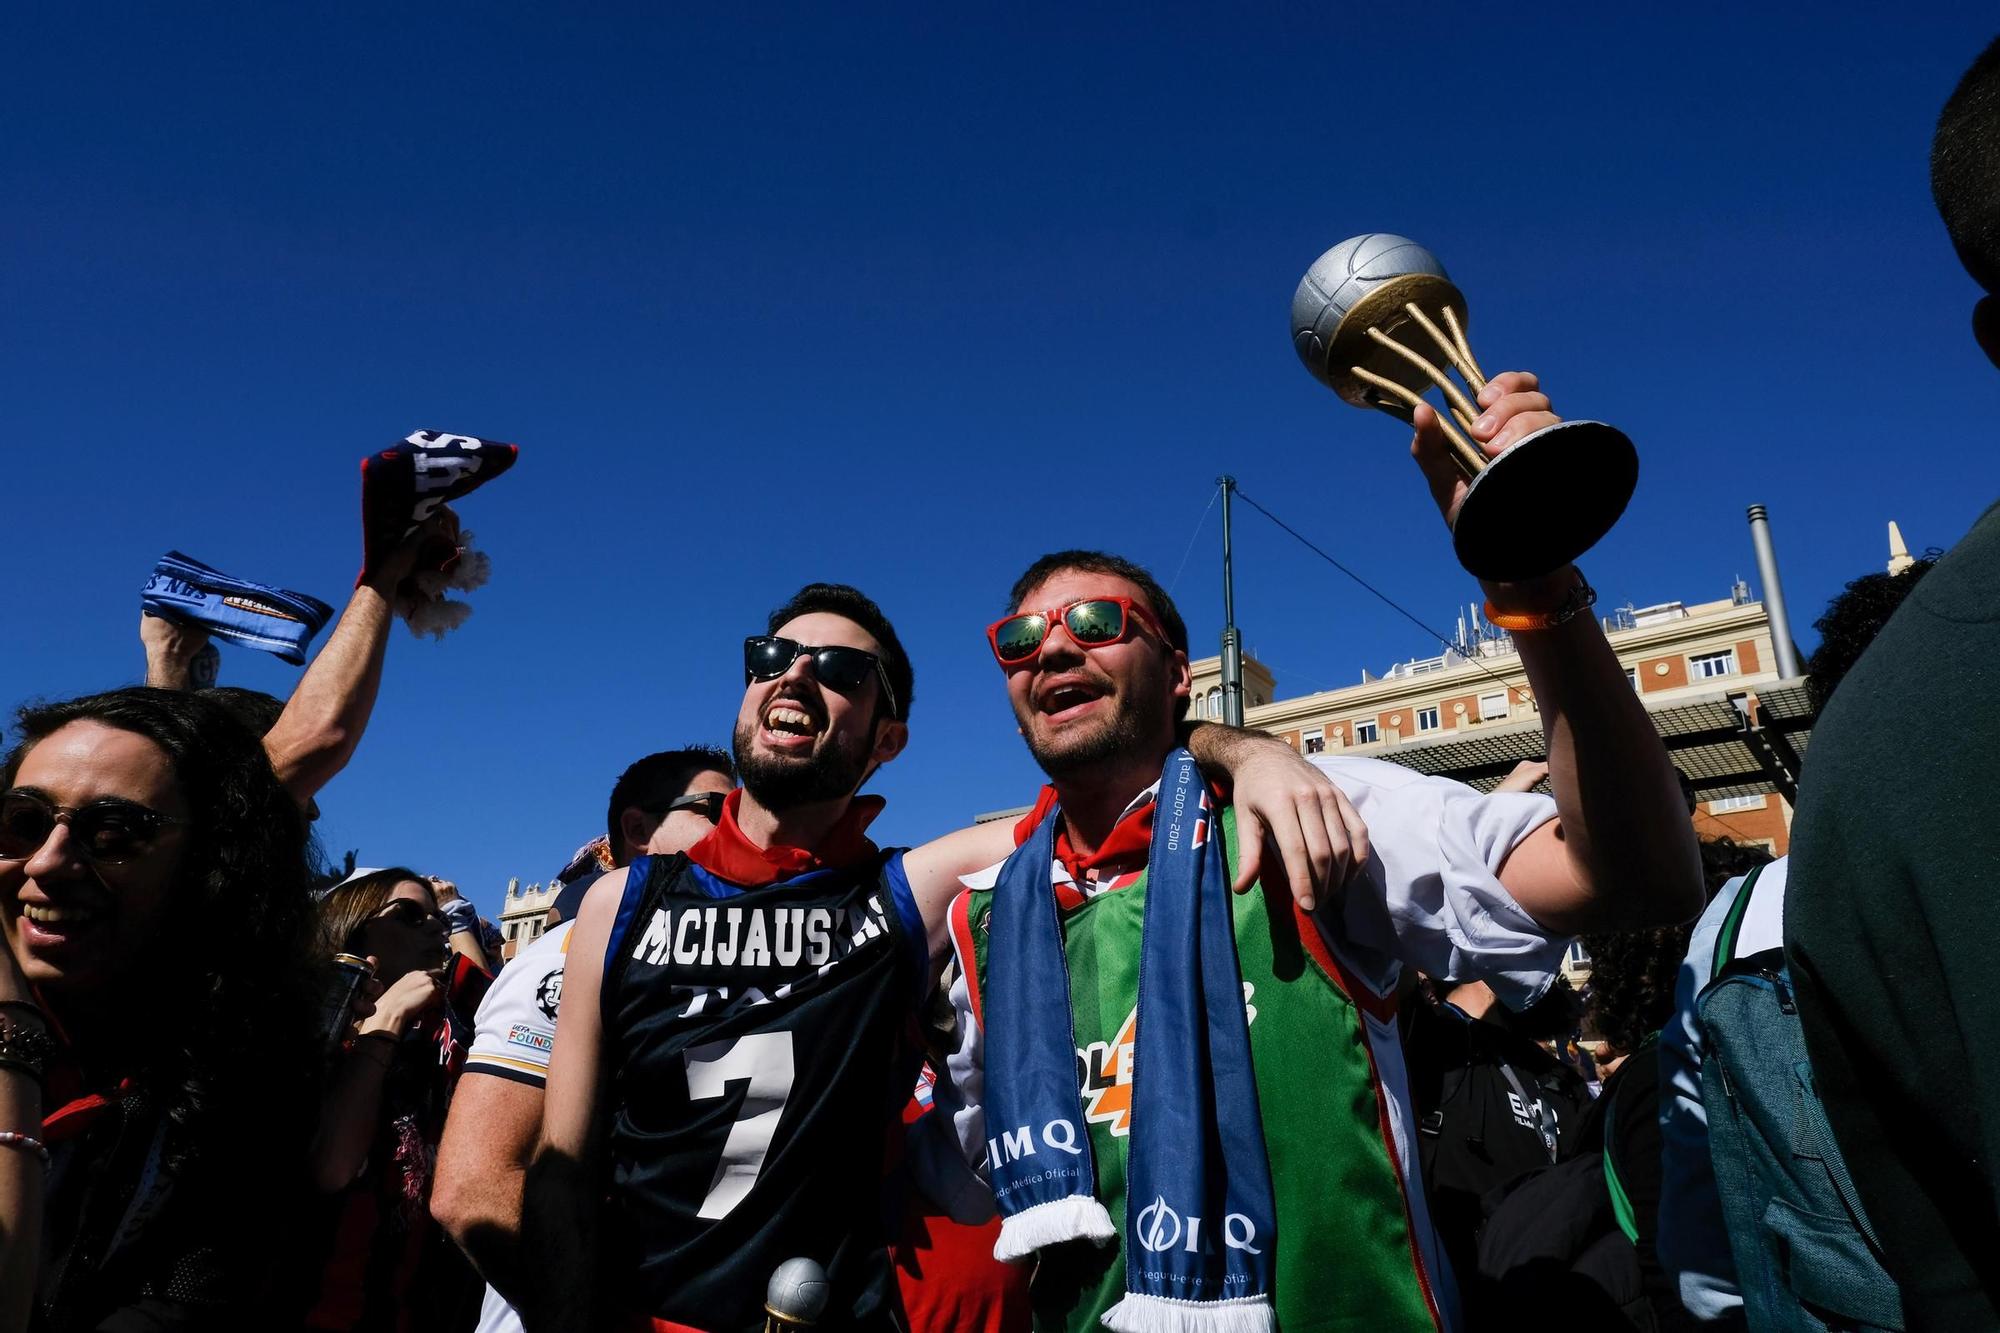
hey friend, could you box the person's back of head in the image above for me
[604,745,736,867]
[1933,35,2000,359]
[1806,555,1939,709]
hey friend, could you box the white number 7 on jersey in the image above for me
[684,1031,797,1220]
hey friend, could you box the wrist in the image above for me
[1482,568,1597,633]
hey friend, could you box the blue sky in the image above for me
[6,6,1997,917]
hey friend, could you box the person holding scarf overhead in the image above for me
[942,370,1702,1332]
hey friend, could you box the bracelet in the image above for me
[0,1017,54,1084]
[0,1131,49,1165]
[1484,576,1597,633]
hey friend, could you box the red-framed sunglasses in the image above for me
[986,597,1166,666]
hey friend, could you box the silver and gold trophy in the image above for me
[1291,233,1638,582]
[762,1257,829,1331]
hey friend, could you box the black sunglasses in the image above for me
[644,790,727,825]
[744,636,900,718]
[0,788,188,866]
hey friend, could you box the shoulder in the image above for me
[476,922,575,1021]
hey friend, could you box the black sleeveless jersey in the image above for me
[601,850,927,1333]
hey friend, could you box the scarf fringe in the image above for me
[993,1195,1117,1262]
[398,534,489,639]
[1099,1292,1277,1333]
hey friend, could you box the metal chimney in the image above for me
[1746,505,1804,678]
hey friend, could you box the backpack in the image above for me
[1697,865,1905,1332]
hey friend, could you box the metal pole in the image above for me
[1218,477,1245,726]
[1746,504,1804,679]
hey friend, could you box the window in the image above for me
[1302,726,1325,755]
[1352,719,1379,745]
[1416,706,1440,733]
[507,921,519,941]
[1624,667,1640,691]
[1205,686,1223,718]
[1478,691,1509,721]
[1706,794,1767,814]
[1690,649,1737,679]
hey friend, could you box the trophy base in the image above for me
[1450,419,1638,583]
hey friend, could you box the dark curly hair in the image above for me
[1806,556,1938,709]
[2,687,320,1163]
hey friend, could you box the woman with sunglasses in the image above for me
[298,867,490,1333]
[0,687,320,1333]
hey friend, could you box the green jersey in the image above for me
[954,806,1451,1332]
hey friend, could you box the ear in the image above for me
[1975,295,2000,372]
[871,718,910,767]
[1168,648,1193,707]
[618,807,660,861]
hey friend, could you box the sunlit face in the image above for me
[1002,571,1190,781]
[1,721,188,998]
[351,879,448,984]
[642,769,737,856]
[732,612,906,810]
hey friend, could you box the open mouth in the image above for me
[759,696,825,751]
[1036,677,1108,725]
[18,899,107,948]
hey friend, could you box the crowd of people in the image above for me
[2,31,1996,1333]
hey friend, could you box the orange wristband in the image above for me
[1484,577,1597,632]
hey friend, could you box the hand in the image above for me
[428,876,462,906]
[140,612,212,688]
[1229,747,1371,914]
[1410,370,1559,530]
[366,507,460,591]
[1494,759,1550,794]
[355,967,445,1039]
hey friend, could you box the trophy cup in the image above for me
[1291,233,1638,582]
[762,1257,830,1331]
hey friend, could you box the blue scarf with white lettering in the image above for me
[987,749,1277,1331]
[141,551,335,665]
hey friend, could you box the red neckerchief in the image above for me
[32,992,136,1146]
[685,788,885,889]
[1012,784,1157,901]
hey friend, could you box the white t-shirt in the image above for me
[464,921,575,1333]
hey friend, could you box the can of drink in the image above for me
[320,952,376,1054]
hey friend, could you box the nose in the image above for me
[22,819,88,879]
[1035,617,1085,666]
[777,651,820,690]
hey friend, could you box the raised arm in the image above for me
[520,868,623,1333]
[139,613,212,690]
[0,953,46,1333]
[260,511,451,808]
[1411,375,1701,933]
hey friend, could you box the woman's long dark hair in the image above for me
[2,687,320,1162]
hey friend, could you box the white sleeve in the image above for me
[1305,754,1565,1010]
[463,922,574,1087]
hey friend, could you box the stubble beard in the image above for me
[1019,674,1173,784]
[732,717,873,812]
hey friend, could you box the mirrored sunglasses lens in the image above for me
[993,615,1046,661]
[1065,600,1128,644]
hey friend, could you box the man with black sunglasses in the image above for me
[939,377,1703,1332]
[435,746,737,1333]
[521,581,1360,1333]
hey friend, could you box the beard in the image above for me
[732,716,874,811]
[1017,668,1174,783]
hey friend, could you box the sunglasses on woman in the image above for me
[744,636,900,718]
[0,788,188,866]
[986,597,1166,666]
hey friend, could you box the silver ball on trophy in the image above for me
[762,1256,830,1331]
[1291,233,1638,582]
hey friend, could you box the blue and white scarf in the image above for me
[986,749,1278,1331]
[141,551,334,666]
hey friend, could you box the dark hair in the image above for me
[765,583,914,723]
[195,685,286,737]
[1934,36,2000,294]
[1806,556,1938,708]
[605,746,737,864]
[1699,835,1776,897]
[1007,550,1190,656]
[316,865,433,959]
[1,687,318,1162]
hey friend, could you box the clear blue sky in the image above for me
[6,7,1997,917]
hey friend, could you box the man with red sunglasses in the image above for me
[520,582,1355,1333]
[941,373,1704,1332]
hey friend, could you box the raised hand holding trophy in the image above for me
[1291,234,1638,582]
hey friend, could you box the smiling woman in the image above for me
[0,686,320,1332]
